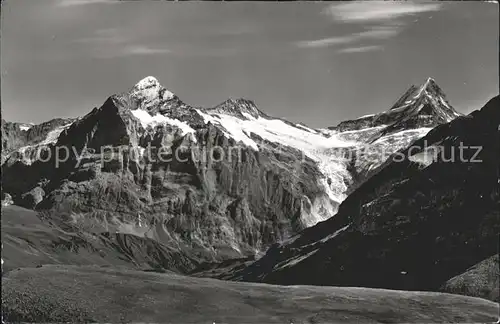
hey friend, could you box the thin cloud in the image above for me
[295,35,359,48]
[57,0,119,6]
[74,29,171,58]
[124,46,171,56]
[357,26,400,39]
[297,2,439,50]
[337,45,383,54]
[324,2,443,23]
[295,25,399,49]
[91,45,172,59]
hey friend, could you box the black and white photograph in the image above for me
[1,0,499,323]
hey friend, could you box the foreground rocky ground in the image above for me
[2,265,499,323]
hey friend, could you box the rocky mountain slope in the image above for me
[1,76,462,263]
[2,205,200,273]
[440,254,499,302]
[1,118,74,164]
[222,95,499,300]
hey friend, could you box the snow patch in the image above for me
[356,113,376,119]
[241,112,255,120]
[284,249,318,267]
[196,109,259,150]
[408,145,441,167]
[274,249,319,270]
[334,125,387,143]
[40,123,73,146]
[131,109,196,142]
[336,126,387,135]
[319,224,350,243]
[371,127,432,145]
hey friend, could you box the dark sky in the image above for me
[1,0,498,127]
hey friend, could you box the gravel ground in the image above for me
[2,265,499,323]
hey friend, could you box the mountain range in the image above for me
[2,76,462,259]
[1,76,498,322]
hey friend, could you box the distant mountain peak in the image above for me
[107,76,180,114]
[133,76,160,89]
[419,77,447,100]
[210,98,265,119]
[130,76,175,104]
[390,77,450,111]
[422,77,436,88]
[331,77,462,135]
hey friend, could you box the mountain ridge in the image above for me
[1,76,465,264]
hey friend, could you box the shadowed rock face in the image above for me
[224,96,499,298]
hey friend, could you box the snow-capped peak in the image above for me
[134,76,160,89]
[131,76,174,99]
[409,77,435,98]
[424,77,435,86]
[390,77,455,111]
[128,76,175,111]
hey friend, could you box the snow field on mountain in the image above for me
[40,123,74,146]
[131,109,197,142]
[371,128,433,146]
[196,109,358,206]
